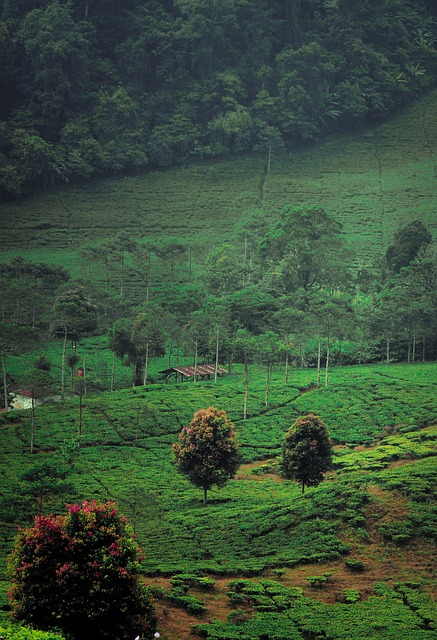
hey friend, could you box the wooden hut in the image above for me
[159,364,227,383]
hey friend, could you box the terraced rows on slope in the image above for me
[1,91,436,270]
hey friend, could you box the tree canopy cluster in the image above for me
[1,0,436,196]
[1,211,436,398]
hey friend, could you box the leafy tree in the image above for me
[280,413,333,494]
[272,302,307,380]
[173,406,240,504]
[151,238,188,283]
[203,243,243,295]
[0,323,38,410]
[109,308,165,386]
[20,367,55,454]
[385,219,432,274]
[229,286,277,334]
[8,500,157,640]
[16,1,91,133]
[308,290,354,386]
[59,437,81,468]
[234,329,257,419]
[258,206,348,292]
[182,309,213,380]
[20,463,73,514]
[256,331,281,406]
[93,87,147,173]
[130,309,165,385]
[51,286,98,342]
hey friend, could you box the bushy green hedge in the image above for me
[0,625,65,639]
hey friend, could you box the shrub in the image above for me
[344,558,365,572]
[167,588,206,614]
[0,625,65,640]
[171,574,216,591]
[379,519,413,544]
[306,573,332,588]
[342,589,362,603]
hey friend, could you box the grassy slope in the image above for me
[0,362,436,638]
[1,90,437,275]
[1,92,437,638]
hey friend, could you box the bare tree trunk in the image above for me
[78,392,83,439]
[412,332,416,363]
[265,362,272,407]
[2,351,8,411]
[325,339,330,386]
[243,359,249,419]
[82,358,87,395]
[386,337,390,363]
[167,340,173,368]
[111,352,115,391]
[30,395,35,454]
[146,249,151,302]
[120,251,124,298]
[104,252,109,294]
[188,246,192,282]
[214,327,219,383]
[317,337,321,387]
[193,339,198,382]
[242,236,247,288]
[143,340,149,386]
[61,328,67,394]
[285,351,289,385]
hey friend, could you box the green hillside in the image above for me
[1,89,437,271]
[0,362,436,639]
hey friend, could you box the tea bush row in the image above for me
[195,581,437,640]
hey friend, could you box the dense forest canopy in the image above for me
[0,0,436,196]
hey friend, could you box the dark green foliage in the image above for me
[109,309,165,386]
[385,220,432,274]
[8,500,156,640]
[1,0,436,195]
[171,574,216,591]
[280,413,333,493]
[20,463,73,514]
[166,588,206,615]
[50,286,98,340]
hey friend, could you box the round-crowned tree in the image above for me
[8,500,156,640]
[173,406,240,504]
[280,413,333,494]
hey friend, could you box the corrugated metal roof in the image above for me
[160,364,227,378]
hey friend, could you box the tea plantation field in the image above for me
[0,361,436,639]
[1,89,437,277]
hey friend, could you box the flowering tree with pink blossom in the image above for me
[8,501,156,640]
[173,406,240,504]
